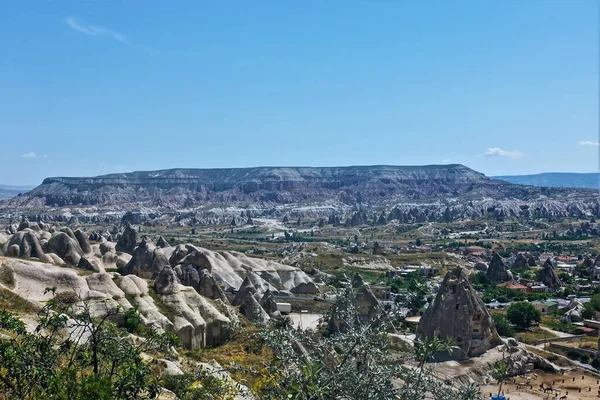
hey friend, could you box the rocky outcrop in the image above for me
[539,258,561,289]
[162,244,315,294]
[291,281,319,295]
[155,236,170,248]
[154,266,179,295]
[0,246,231,350]
[417,267,502,360]
[74,229,91,253]
[560,300,584,324]
[486,253,513,282]
[116,224,138,255]
[259,289,281,318]
[512,254,528,269]
[123,237,169,279]
[527,256,537,267]
[2,230,50,263]
[232,277,258,307]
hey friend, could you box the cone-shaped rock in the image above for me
[527,256,537,267]
[116,223,138,255]
[417,267,502,360]
[486,252,513,282]
[74,229,92,254]
[539,258,561,289]
[155,236,170,248]
[512,254,528,269]
[233,276,257,306]
[154,266,179,295]
[46,232,84,265]
[240,293,270,323]
[351,273,365,288]
[123,236,169,279]
[259,289,281,317]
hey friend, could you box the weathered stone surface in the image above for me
[417,266,502,360]
[239,293,270,323]
[355,284,379,318]
[232,276,258,307]
[512,254,528,269]
[78,256,101,273]
[154,266,180,295]
[116,224,138,255]
[197,269,227,302]
[291,281,319,294]
[539,258,561,289]
[123,237,169,279]
[46,232,84,266]
[486,252,513,282]
[6,244,19,258]
[3,230,47,261]
[259,289,281,318]
[351,273,365,288]
[527,256,537,267]
[155,236,170,248]
[560,300,584,324]
[74,229,92,253]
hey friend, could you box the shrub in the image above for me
[507,302,541,329]
[492,314,515,337]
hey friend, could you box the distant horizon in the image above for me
[1,1,597,185]
[11,164,600,187]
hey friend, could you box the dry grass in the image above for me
[0,286,39,313]
[515,327,557,345]
[184,327,273,388]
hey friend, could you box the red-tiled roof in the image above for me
[497,281,528,290]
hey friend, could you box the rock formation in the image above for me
[74,229,91,253]
[123,237,169,279]
[527,256,537,267]
[560,300,584,324]
[512,254,528,269]
[539,258,561,289]
[232,276,258,307]
[417,267,502,360]
[116,224,138,255]
[155,236,170,248]
[259,289,281,318]
[2,230,49,262]
[486,252,513,282]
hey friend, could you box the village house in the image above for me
[496,281,528,292]
[532,300,558,315]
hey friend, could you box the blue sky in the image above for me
[0,1,598,185]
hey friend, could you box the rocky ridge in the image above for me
[2,165,599,226]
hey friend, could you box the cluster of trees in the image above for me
[492,302,542,337]
[0,288,178,399]
[0,281,488,400]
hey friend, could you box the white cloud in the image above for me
[65,17,127,43]
[579,140,600,147]
[21,152,37,158]
[482,147,524,159]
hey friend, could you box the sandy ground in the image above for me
[288,312,322,330]
[480,369,600,399]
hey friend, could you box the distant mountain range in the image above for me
[0,185,35,200]
[493,173,600,189]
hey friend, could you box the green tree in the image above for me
[492,314,515,337]
[254,284,479,400]
[506,302,541,329]
[0,288,177,399]
[488,352,510,398]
